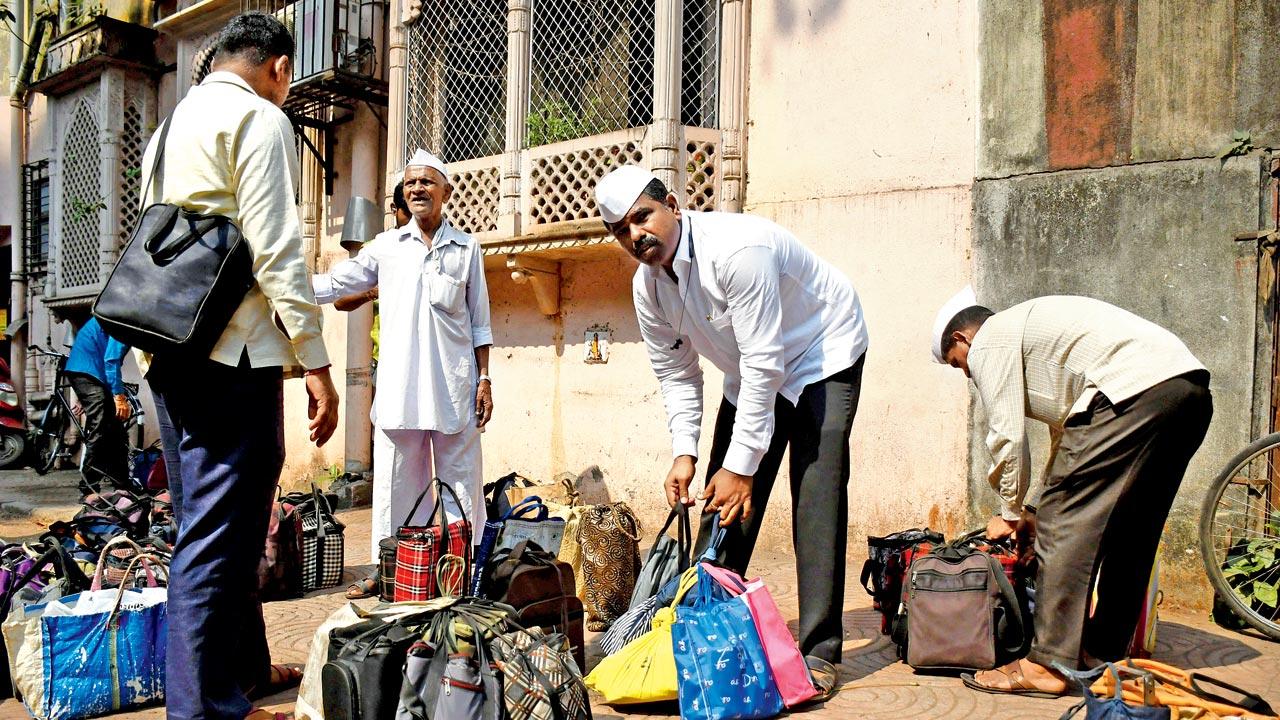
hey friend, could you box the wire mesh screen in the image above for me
[405,0,507,163]
[681,0,719,128]
[527,0,654,147]
[242,0,386,84]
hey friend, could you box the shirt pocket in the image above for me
[429,272,466,315]
[707,307,733,332]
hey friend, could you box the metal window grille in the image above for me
[118,103,147,244]
[405,0,507,163]
[527,0,654,147]
[681,0,720,128]
[22,161,51,275]
[242,0,387,86]
[60,100,103,290]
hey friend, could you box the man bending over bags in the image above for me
[933,289,1212,697]
[594,165,870,703]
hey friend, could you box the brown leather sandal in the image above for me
[345,574,379,600]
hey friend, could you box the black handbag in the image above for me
[93,117,254,355]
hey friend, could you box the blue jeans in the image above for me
[150,357,283,720]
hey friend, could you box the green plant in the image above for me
[68,194,106,221]
[1217,131,1254,160]
[123,166,141,180]
[1222,536,1280,608]
[526,97,609,147]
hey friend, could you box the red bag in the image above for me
[393,478,472,601]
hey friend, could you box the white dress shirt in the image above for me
[968,295,1206,519]
[136,71,328,371]
[313,219,493,434]
[633,210,869,476]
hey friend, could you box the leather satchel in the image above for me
[94,118,254,356]
[482,540,585,671]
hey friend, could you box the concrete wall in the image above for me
[975,0,1280,606]
[740,0,979,543]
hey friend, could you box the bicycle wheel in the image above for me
[32,399,66,475]
[1200,432,1280,640]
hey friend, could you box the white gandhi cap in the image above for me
[595,165,659,224]
[932,285,978,364]
[405,148,448,179]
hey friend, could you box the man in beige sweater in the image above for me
[935,291,1212,697]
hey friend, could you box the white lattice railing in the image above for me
[683,126,721,213]
[521,127,648,227]
[447,155,502,236]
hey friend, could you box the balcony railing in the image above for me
[244,0,390,117]
[30,16,160,96]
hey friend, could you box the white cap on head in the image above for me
[405,148,448,179]
[595,165,658,224]
[932,285,978,364]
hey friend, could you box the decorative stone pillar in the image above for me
[649,0,683,193]
[718,0,747,212]
[499,0,531,237]
[385,0,409,207]
[98,69,123,284]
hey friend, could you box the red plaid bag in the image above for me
[394,478,472,602]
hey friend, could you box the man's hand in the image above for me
[305,368,340,446]
[1015,508,1038,577]
[475,379,493,428]
[986,514,1016,541]
[113,394,131,421]
[664,455,697,508]
[701,467,753,527]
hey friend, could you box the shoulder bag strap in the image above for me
[143,118,171,207]
[988,553,1026,656]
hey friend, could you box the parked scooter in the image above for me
[0,358,26,468]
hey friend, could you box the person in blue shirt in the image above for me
[65,317,131,494]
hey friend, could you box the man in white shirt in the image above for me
[313,149,493,596]
[137,14,340,720]
[594,165,869,698]
[934,291,1212,697]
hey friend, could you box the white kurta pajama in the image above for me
[313,219,493,559]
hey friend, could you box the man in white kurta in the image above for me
[312,150,494,577]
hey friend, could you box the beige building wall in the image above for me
[741,1,978,541]
[474,0,981,544]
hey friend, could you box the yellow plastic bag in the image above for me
[584,566,698,705]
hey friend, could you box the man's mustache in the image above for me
[633,235,661,255]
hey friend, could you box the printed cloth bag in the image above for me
[297,484,346,591]
[700,562,817,708]
[472,497,565,597]
[585,566,701,705]
[11,554,167,720]
[672,565,782,720]
[577,503,641,631]
[394,478,472,601]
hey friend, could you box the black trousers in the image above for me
[66,372,129,490]
[1030,372,1212,669]
[693,355,865,664]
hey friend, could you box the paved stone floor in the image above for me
[0,497,1277,719]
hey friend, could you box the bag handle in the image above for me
[502,496,548,522]
[144,214,223,263]
[428,478,472,547]
[400,483,434,529]
[90,535,147,591]
[0,540,87,613]
[1186,671,1275,714]
[106,552,166,629]
[701,522,727,562]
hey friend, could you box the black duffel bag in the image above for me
[321,611,435,720]
[94,117,253,356]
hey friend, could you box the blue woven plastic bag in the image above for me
[672,565,783,720]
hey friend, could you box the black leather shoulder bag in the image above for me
[93,117,254,355]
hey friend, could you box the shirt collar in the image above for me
[399,218,462,248]
[200,71,260,96]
